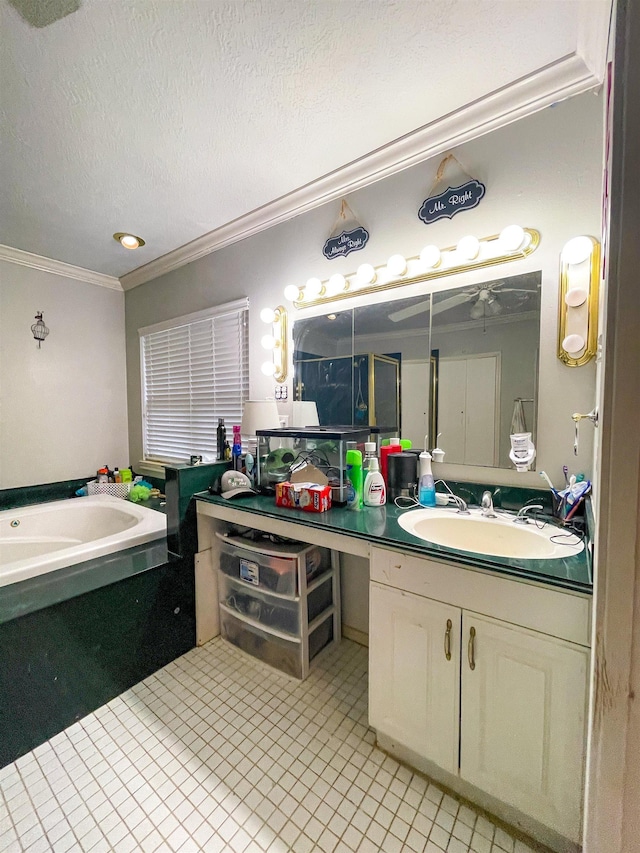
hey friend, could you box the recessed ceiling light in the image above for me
[113,232,145,250]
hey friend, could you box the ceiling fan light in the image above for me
[469,301,485,320]
[487,297,502,315]
[457,235,481,260]
[499,225,526,253]
[419,245,441,269]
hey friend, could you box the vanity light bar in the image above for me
[259,305,288,382]
[284,227,540,309]
[557,236,600,367]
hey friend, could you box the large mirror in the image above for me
[292,271,541,469]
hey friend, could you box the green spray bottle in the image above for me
[346,449,363,509]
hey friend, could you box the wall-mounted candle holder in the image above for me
[557,236,600,366]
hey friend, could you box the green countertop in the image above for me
[195,493,592,594]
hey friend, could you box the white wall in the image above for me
[0,262,129,489]
[126,91,603,490]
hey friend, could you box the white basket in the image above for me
[87,480,132,499]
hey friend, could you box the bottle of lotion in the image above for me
[364,457,386,506]
[346,449,363,509]
[418,451,436,507]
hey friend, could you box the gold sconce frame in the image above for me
[557,236,600,367]
[289,227,540,310]
[260,305,288,382]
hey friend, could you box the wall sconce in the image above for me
[31,311,49,348]
[282,225,539,309]
[557,236,600,366]
[260,305,288,381]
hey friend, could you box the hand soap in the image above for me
[418,451,436,507]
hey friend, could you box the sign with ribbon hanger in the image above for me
[322,199,369,260]
[418,153,485,225]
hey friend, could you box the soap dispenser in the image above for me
[418,451,436,507]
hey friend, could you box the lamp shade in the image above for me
[291,401,320,427]
[241,400,280,435]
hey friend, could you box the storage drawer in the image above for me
[218,535,330,597]
[220,607,304,678]
[219,573,300,635]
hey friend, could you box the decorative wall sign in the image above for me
[418,153,485,225]
[323,199,369,260]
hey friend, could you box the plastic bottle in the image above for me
[418,451,436,507]
[232,425,242,470]
[114,467,122,483]
[224,440,231,461]
[363,442,377,473]
[217,418,226,461]
[97,467,109,484]
[380,438,402,487]
[346,449,363,509]
[364,458,386,506]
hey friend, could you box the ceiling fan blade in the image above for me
[431,291,476,316]
[388,299,431,322]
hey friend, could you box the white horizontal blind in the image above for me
[141,301,249,463]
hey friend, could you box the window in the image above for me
[139,299,249,463]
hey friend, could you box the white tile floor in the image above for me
[0,638,541,853]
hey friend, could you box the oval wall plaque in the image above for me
[418,179,486,225]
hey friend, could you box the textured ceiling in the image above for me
[0,1,605,279]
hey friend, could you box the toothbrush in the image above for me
[563,465,569,485]
[539,471,559,497]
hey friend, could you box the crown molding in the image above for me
[0,245,122,290]
[120,51,602,292]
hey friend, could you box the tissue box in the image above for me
[275,482,332,513]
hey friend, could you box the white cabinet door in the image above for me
[369,582,460,774]
[460,612,589,842]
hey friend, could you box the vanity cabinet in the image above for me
[369,547,590,846]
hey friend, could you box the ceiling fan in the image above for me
[388,282,536,323]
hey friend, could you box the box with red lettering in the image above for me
[275,482,332,513]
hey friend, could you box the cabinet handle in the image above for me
[468,626,476,670]
[444,619,452,661]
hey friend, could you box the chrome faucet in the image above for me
[480,491,497,518]
[514,503,544,523]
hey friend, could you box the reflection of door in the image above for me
[402,361,430,447]
[438,354,500,465]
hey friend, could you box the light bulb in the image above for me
[387,254,407,276]
[261,334,276,350]
[260,307,276,324]
[562,236,593,265]
[419,245,441,268]
[562,333,585,354]
[499,225,526,253]
[565,288,588,307]
[120,235,140,249]
[326,273,346,295]
[284,284,301,302]
[470,301,484,320]
[261,361,276,376]
[305,277,323,298]
[457,236,481,260]
[356,263,376,285]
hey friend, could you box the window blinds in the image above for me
[140,300,249,463]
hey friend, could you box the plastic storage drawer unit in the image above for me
[216,532,340,679]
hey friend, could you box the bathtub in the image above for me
[0,495,167,588]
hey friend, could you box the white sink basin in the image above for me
[397,508,584,560]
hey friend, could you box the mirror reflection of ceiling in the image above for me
[349,272,541,337]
